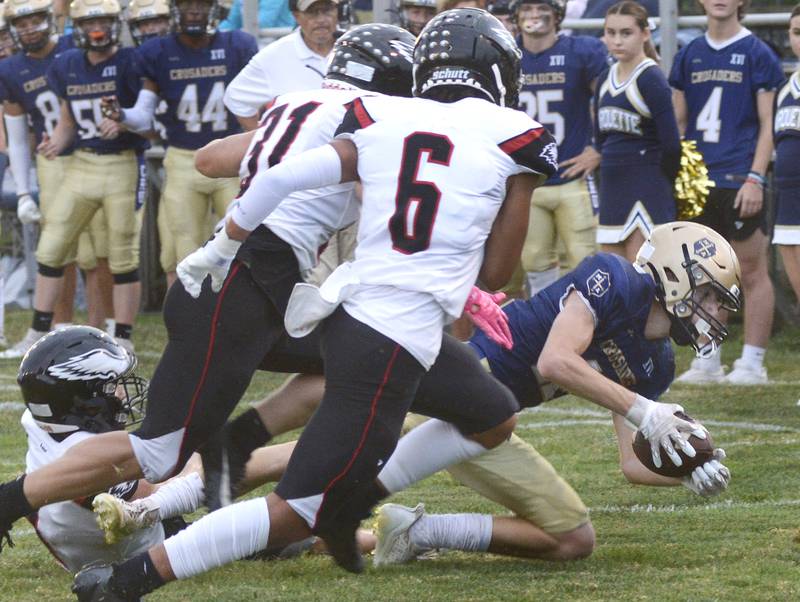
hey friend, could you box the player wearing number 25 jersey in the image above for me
[116,0,257,280]
[513,0,607,295]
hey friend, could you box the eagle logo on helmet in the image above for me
[693,238,716,259]
[48,348,130,381]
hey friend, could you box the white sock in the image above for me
[377,419,486,494]
[525,266,560,296]
[106,318,116,336]
[150,473,205,520]
[695,346,721,370]
[410,513,493,552]
[164,497,270,580]
[740,344,766,368]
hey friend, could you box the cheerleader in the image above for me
[773,6,800,312]
[595,1,680,260]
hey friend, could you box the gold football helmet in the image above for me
[127,0,169,45]
[636,221,741,357]
[5,0,54,52]
[70,0,121,49]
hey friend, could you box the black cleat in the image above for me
[0,520,14,554]
[199,430,248,512]
[316,520,364,574]
[72,563,140,602]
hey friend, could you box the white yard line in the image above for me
[591,498,800,514]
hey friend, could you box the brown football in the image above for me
[632,412,715,478]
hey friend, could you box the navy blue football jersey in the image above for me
[470,252,674,407]
[774,72,800,188]
[518,34,607,185]
[596,59,681,178]
[0,35,74,146]
[136,31,257,149]
[48,47,146,153]
[669,30,784,188]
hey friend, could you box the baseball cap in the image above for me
[290,0,339,12]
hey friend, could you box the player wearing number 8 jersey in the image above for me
[106,0,257,286]
[513,0,607,295]
[669,0,783,385]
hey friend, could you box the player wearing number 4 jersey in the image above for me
[513,0,607,295]
[669,0,783,385]
[103,0,257,286]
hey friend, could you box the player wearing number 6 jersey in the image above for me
[669,0,783,385]
[104,0,257,286]
[513,0,607,295]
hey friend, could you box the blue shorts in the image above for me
[773,185,800,245]
[596,162,676,244]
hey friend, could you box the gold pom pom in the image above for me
[674,140,714,220]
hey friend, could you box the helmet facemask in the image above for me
[172,0,223,37]
[9,11,54,53]
[74,16,121,49]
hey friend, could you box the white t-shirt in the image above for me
[22,410,164,572]
[223,30,331,119]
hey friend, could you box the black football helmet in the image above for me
[413,8,522,108]
[325,23,415,97]
[18,326,147,434]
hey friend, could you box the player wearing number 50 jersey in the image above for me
[513,0,607,295]
[105,0,257,286]
[669,0,783,385]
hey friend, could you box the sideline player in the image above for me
[398,0,436,35]
[0,0,114,357]
[595,1,680,261]
[513,0,607,294]
[103,0,257,287]
[7,0,146,357]
[669,0,783,384]
[771,7,800,315]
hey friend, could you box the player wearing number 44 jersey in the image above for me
[669,0,783,385]
[513,0,607,295]
[103,0,257,286]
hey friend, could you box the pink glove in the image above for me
[463,286,514,350]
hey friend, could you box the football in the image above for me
[632,412,715,478]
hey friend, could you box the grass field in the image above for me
[1,308,800,601]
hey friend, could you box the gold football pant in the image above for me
[160,146,239,272]
[36,150,140,274]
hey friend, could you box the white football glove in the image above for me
[17,194,41,224]
[682,448,730,497]
[626,395,707,469]
[176,227,242,298]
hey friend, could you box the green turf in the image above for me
[1,308,799,601]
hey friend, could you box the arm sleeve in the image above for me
[4,113,32,195]
[224,49,273,118]
[120,88,159,133]
[231,143,343,231]
[642,68,681,181]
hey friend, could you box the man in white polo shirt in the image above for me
[223,0,339,130]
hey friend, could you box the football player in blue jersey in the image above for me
[0,0,116,359]
[513,0,607,295]
[22,0,147,357]
[126,0,171,46]
[669,0,784,385]
[771,6,800,317]
[102,0,257,288]
[595,1,680,262]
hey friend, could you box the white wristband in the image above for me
[120,88,159,133]
[624,394,654,429]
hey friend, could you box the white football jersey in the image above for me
[335,95,557,367]
[237,88,366,275]
[22,410,164,572]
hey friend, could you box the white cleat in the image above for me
[373,503,426,567]
[93,493,159,545]
[724,359,768,385]
[674,358,726,385]
[0,328,46,360]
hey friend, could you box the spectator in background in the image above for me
[514,0,606,295]
[219,0,296,31]
[223,0,338,130]
[594,1,679,261]
[399,0,436,36]
[669,0,783,385]
[439,0,485,11]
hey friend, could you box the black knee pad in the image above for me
[37,263,64,278]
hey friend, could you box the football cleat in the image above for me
[93,493,159,545]
[72,563,138,602]
[373,503,426,566]
[0,328,45,359]
[724,359,768,385]
[316,520,364,574]
[674,357,726,385]
[0,520,14,554]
